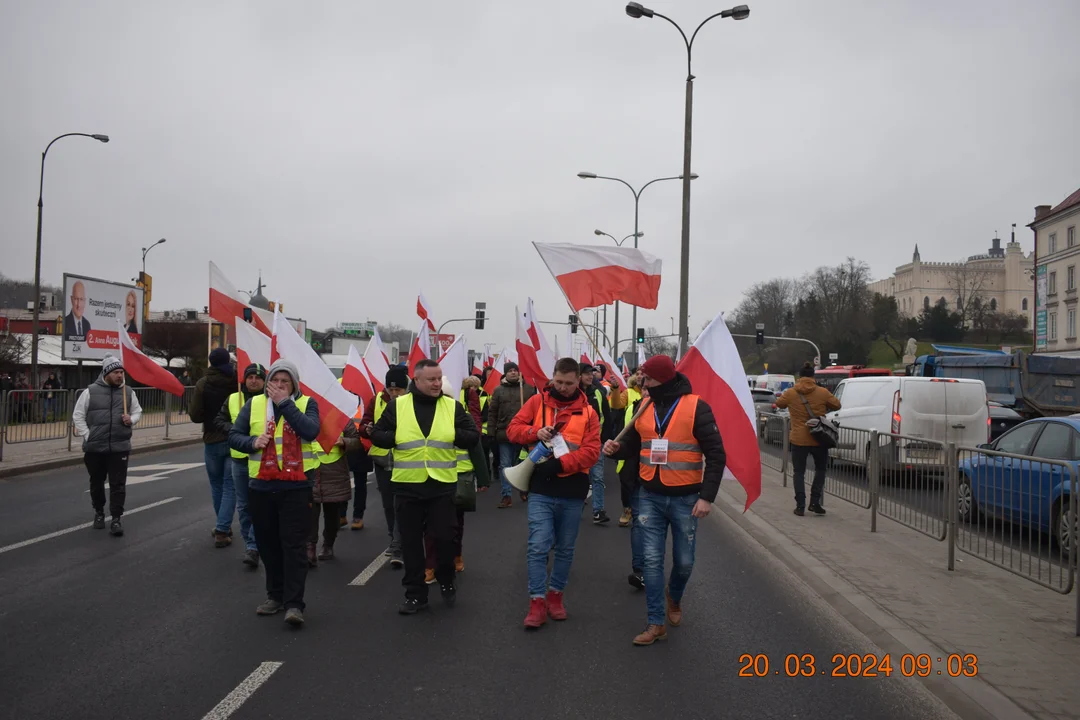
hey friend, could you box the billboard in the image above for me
[434,333,456,353]
[1035,264,1048,351]
[62,274,145,361]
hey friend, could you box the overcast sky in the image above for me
[3,0,1078,354]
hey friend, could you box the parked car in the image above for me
[988,401,1024,441]
[957,417,1078,552]
[755,374,796,395]
[751,388,787,443]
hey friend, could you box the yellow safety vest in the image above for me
[247,394,319,478]
[228,392,248,460]
[313,439,345,465]
[456,393,474,474]
[368,394,391,457]
[616,402,636,474]
[627,387,642,408]
[593,388,605,429]
[391,394,457,484]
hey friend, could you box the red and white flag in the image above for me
[676,311,761,511]
[234,317,271,374]
[514,307,548,389]
[363,331,391,394]
[483,348,507,395]
[594,344,627,391]
[580,352,593,366]
[342,345,376,409]
[524,298,556,376]
[116,320,185,396]
[437,334,469,399]
[407,319,430,376]
[471,354,483,377]
[533,242,662,311]
[270,309,358,453]
[637,345,647,369]
[209,262,272,335]
[417,292,436,332]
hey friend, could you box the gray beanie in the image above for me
[266,358,302,399]
[101,355,124,377]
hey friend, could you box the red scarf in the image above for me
[257,416,307,482]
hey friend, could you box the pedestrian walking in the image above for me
[486,362,537,508]
[579,362,612,525]
[618,372,643,528]
[612,385,647,589]
[72,355,142,537]
[42,372,62,422]
[228,359,321,627]
[480,366,499,480]
[214,363,267,568]
[190,348,239,548]
[507,357,601,630]
[309,422,361,566]
[369,359,479,615]
[357,366,410,567]
[343,408,371,531]
[603,354,727,646]
[775,362,841,517]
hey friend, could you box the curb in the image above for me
[712,484,1036,720]
[0,436,204,480]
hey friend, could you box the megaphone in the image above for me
[504,442,555,493]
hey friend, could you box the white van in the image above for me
[755,374,796,395]
[827,376,988,472]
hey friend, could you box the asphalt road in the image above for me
[0,445,962,720]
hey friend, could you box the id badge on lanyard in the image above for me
[650,399,681,466]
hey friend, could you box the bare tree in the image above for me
[142,319,206,368]
[0,273,63,310]
[0,333,26,374]
[642,327,677,360]
[943,262,993,327]
[729,278,800,337]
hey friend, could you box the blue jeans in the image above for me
[526,494,583,598]
[639,489,699,626]
[589,458,605,513]
[231,458,257,551]
[498,442,523,498]
[629,485,645,571]
[204,442,236,534]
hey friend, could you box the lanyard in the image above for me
[653,398,681,437]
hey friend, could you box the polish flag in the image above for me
[532,242,662,311]
[362,332,392,394]
[407,319,430,376]
[234,317,271,373]
[209,262,272,335]
[270,309,358,453]
[483,348,506,395]
[676,311,761,511]
[502,346,517,365]
[580,352,593,366]
[116,320,184,396]
[524,298,556,376]
[471,354,483,377]
[437,334,469,400]
[622,362,630,380]
[594,343,627,391]
[514,307,548,389]
[342,345,376,409]
[417,292,436,332]
[637,345,647,369]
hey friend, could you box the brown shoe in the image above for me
[350,518,364,530]
[214,531,231,548]
[424,568,436,585]
[454,555,465,573]
[618,508,632,527]
[317,543,334,561]
[497,497,512,509]
[306,542,318,568]
[666,589,682,627]
[633,624,668,646]
[338,516,348,528]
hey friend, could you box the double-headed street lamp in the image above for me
[625,2,749,354]
[31,132,110,387]
[577,172,696,355]
[142,238,167,275]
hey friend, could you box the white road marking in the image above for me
[200,661,283,720]
[85,462,207,492]
[349,551,390,586]
[0,497,182,555]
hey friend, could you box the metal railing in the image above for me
[869,430,950,541]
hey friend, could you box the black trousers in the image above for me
[483,436,500,478]
[395,492,457,601]
[374,464,396,539]
[250,486,312,610]
[311,501,344,546]
[791,444,829,509]
[619,466,637,509]
[84,452,129,517]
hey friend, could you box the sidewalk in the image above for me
[716,464,1078,720]
[0,421,203,479]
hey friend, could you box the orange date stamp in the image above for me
[738,653,979,678]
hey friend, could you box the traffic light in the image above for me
[242,307,253,323]
[636,328,645,344]
[475,302,486,330]
[569,314,579,334]
[137,272,152,322]
[268,301,276,312]
[755,323,765,345]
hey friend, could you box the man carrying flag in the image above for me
[603,354,727,646]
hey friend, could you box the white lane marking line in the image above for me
[0,497,183,555]
[129,462,205,473]
[200,661,283,720]
[349,551,390,586]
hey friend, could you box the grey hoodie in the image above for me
[266,359,303,400]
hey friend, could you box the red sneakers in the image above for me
[523,598,547,629]
[546,590,567,621]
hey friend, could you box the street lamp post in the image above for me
[624,2,749,355]
[31,132,110,388]
[594,229,642,363]
[577,171,696,354]
[141,238,167,275]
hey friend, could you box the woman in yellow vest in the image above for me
[228,359,321,628]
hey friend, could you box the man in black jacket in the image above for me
[190,347,238,548]
[579,362,612,524]
[603,354,726,647]
[370,359,480,615]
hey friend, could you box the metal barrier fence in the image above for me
[757,411,788,476]
[869,430,950,541]
[820,425,874,509]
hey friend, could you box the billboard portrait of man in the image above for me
[64,281,91,340]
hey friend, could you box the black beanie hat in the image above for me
[799,362,815,378]
[385,366,409,389]
[244,363,267,381]
[503,361,519,374]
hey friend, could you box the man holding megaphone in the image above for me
[505,357,602,630]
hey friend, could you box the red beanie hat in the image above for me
[640,355,676,384]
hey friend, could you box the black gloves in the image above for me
[530,457,563,482]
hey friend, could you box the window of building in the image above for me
[1049,233,1057,254]
[924,296,930,310]
[938,297,947,307]
[1069,226,1076,248]
[1022,297,1029,311]
[989,298,997,311]
[1050,312,1058,341]
[1069,309,1077,339]
[1049,271,1058,295]
[1069,265,1076,291]
[956,296,963,310]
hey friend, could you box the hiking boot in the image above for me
[284,608,305,627]
[398,598,429,615]
[424,568,436,585]
[306,542,318,568]
[593,510,611,525]
[454,555,465,573]
[628,570,645,590]
[214,531,231,548]
[666,588,683,627]
[317,544,334,561]
[256,598,283,615]
[793,507,805,517]
[633,624,668,646]
[351,518,365,531]
[390,543,404,569]
[546,590,567,621]
[92,513,106,530]
[808,503,826,516]
[618,508,632,527]
[441,583,457,608]
[338,516,348,528]
[497,497,512,509]
[242,549,260,568]
[523,597,547,629]
[109,518,124,537]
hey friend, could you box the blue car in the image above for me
[957,417,1078,552]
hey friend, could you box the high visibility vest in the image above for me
[368,394,391,457]
[592,388,605,429]
[456,393,474,474]
[228,392,249,460]
[522,398,595,478]
[391,394,458,484]
[616,402,636,474]
[627,387,642,408]
[461,389,490,434]
[636,394,704,487]
[313,437,345,465]
[247,394,319,479]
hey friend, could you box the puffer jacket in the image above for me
[313,422,361,503]
[775,377,842,447]
[486,378,537,443]
[189,366,237,444]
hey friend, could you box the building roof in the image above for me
[1049,187,1080,217]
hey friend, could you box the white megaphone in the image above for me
[504,441,555,493]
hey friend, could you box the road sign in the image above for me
[434,333,456,352]
[829,353,838,361]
